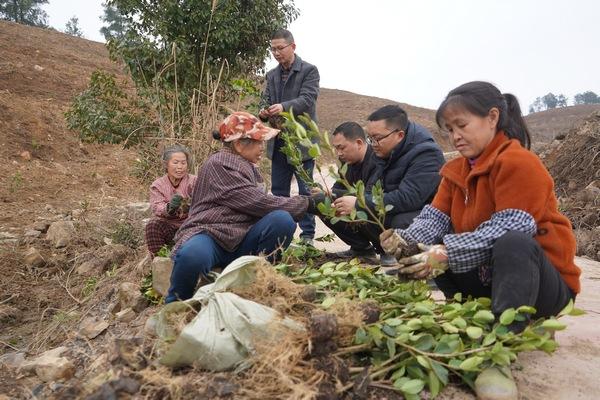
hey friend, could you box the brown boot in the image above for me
[475,366,518,400]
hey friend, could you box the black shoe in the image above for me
[335,247,378,263]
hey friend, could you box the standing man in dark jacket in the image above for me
[332,105,444,264]
[259,29,320,245]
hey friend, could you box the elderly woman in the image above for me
[145,144,197,257]
[166,111,322,303]
[380,81,581,397]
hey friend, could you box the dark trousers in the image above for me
[166,210,296,303]
[145,218,180,256]
[271,140,315,239]
[323,210,421,254]
[434,231,575,331]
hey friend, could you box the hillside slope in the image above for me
[525,104,600,142]
[0,21,143,228]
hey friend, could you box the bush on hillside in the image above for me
[65,70,151,145]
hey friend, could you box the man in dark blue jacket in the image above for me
[259,29,320,244]
[332,105,444,265]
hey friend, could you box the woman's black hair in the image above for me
[435,81,531,149]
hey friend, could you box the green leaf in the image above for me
[499,308,516,325]
[473,310,495,324]
[358,287,368,300]
[387,337,396,358]
[400,379,426,395]
[516,305,537,314]
[451,317,467,329]
[321,297,336,309]
[390,366,406,381]
[406,318,423,330]
[541,319,567,331]
[416,355,429,369]
[308,144,321,158]
[441,322,459,334]
[466,326,483,340]
[540,339,558,353]
[491,351,511,366]
[459,356,484,371]
[356,210,368,220]
[385,318,403,327]
[453,292,463,302]
[382,324,396,337]
[430,361,449,385]
[428,370,441,398]
[413,334,435,352]
[482,332,497,346]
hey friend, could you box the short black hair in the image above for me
[367,105,409,131]
[271,29,294,43]
[333,121,365,141]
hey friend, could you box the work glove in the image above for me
[396,244,449,280]
[306,192,327,215]
[379,229,420,259]
[167,194,183,216]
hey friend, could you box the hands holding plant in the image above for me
[379,229,448,279]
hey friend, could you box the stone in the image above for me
[33,64,44,71]
[24,247,45,268]
[46,221,75,248]
[151,256,174,297]
[126,202,150,214]
[24,229,42,238]
[0,352,25,369]
[79,318,110,339]
[75,244,129,276]
[87,353,108,372]
[71,209,84,219]
[33,220,51,233]
[21,347,75,382]
[474,366,518,400]
[115,308,136,323]
[118,282,147,313]
[19,151,32,161]
[443,150,460,161]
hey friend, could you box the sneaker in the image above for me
[335,247,378,263]
[379,253,398,267]
[474,366,518,400]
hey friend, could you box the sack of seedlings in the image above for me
[155,255,303,371]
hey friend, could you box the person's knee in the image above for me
[493,231,536,256]
[268,210,296,236]
[174,243,212,276]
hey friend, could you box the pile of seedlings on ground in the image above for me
[542,111,600,260]
[91,246,580,400]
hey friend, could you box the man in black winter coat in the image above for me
[331,105,444,265]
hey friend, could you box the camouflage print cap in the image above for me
[218,111,279,142]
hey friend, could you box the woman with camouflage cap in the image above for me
[165,111,323,303]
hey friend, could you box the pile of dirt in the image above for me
[542,111,600,260]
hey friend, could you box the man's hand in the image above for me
[267,103,284,115]
[167,194,183,216]
[397,244,448,280]
[259,108,270,120]
[333,196,357,216]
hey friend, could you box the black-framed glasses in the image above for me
[366,128,400,146]
[269,42,293,53]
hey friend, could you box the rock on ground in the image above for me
[23,247,45,268]
[20,347,75,382]
[46,221,75,248]
[151,256,174,297]
[75,244,129,276]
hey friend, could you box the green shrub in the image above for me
[65,70,149,145]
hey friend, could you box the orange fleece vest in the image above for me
[432,132,581,293]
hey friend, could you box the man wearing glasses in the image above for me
[259,29,320,245]
[331,105,444,265]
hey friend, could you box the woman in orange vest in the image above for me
[381,81,580,328]
[380,81,581,397]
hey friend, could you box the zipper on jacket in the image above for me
[464,188,469,205]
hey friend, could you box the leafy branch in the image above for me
[278,111,388,230]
